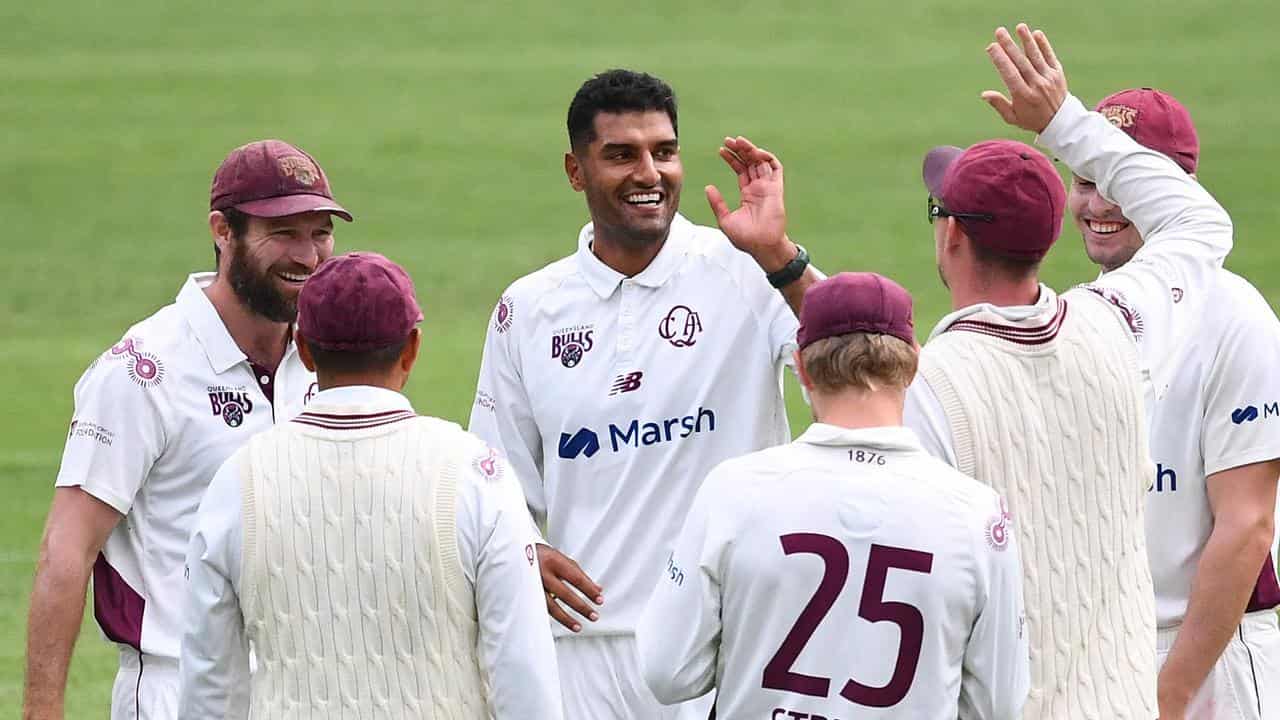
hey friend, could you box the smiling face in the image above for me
[566,110,683,250]
[223,210,335,322]
[1068,174,1143,272]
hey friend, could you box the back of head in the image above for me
[296,252,423,382]
[1095,88,1199,174]
[797,272,918,395]
[923,140,1066,280]
[566,69,678,152]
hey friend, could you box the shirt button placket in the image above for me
[618,279,635,364]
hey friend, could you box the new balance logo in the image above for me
[610,371,643,396]
[558,428,601,459]
[1233,406,1259,424]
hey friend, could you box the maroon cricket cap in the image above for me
[922,139,1065,260]
[1095,88,1198,174]
[798,272,915,349]
[297,252,423,352]
[210,139,352,221]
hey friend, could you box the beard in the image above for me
[227,239,296,323]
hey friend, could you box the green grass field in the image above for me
[4,0,1279,713]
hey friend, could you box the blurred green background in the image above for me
[4,0,1278,713]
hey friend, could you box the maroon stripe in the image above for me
[294,409,412,421]
[949,302,1068,345]
[948,299,1067,335]
[1245,552,1280,612]
[292,414,416,430]
[92,553,144,651]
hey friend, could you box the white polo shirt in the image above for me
[178,385,561,719]
[636,425,1029,720]
[54,273,316,659]
[468,213,799,638]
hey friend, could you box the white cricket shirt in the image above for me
[1141,269,1280,626]
[468,213,799,638]
[906,93,1233,480]
[54,273,316,659]
[636,425,1029,720]
[178,385,562,719]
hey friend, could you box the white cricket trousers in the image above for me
[1156,610,1279,720]
[110,648,177,719]
[556,634,714,719]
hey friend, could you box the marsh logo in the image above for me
[1233,403,1278,424]
[558,407,717,460]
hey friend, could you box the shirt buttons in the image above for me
[259,375,270,385]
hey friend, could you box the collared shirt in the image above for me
[905,94,1234,473]
[469,213,799,637]
[636,424,1029,720]
[54,273,315,658]
[178,385,563,719]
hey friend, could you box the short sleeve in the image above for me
[55,346,167,515]
[1201,302,1280,476]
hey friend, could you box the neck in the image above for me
[317,373,403,393]
[591,223,669,277]
[812,388,904,429]
[950,275,1040,311]
[204,277,291,371]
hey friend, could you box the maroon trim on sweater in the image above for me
[946,299,1068,345]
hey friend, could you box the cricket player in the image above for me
[23,139,350,720]
[902,25,1236,719]
[637,272,1030,720]
[1077,88,1279,720]
[178,252,562,719]
[468,69,820,718]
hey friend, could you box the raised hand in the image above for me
[981,23,1069,134]
[706,136,794,272]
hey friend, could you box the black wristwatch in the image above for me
[766,244,810,289]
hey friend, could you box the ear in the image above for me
[943,216,966,254]
[295,330,317,372]
[565,151,586,192]
[400,327,422,374]
[794,350,814,390]
[209,211,234,270]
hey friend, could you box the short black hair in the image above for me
[215,207,251,266]
[567,69,678,151]
[971,240,1042,280]
[306,338,409,376]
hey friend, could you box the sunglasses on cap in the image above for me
[927,196,995,225]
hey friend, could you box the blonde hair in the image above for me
[799,333,918,393]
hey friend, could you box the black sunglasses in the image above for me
[927,196,995,225]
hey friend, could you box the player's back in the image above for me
[702,426,1027,719]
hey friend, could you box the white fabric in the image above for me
[467,212,797,643]
[110,649,178,720]
[637,424,1030,720]
[1156,611,1280,720]
[913,290,1157,720]
[54,273,315,663]
[178,385,562,720]
[1139,269,1280,626]
[554,635,714,720]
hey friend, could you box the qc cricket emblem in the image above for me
[208,386,254,428]
[551,324,594,368]
[659,305,703,347]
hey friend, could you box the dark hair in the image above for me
[215,207,252,266]
[567,69,678,151]
[971,239,1042,280]
[306,338,409,376]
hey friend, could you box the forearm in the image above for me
[751,237,820,317]
[23,555,93,719]
[1159,522,1273,707]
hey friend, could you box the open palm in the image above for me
[706,136,788,260]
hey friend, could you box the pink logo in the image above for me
[986,497,1013,551]
[525,544,536,566]
[658,305,703,347]
[473,447,504,482]
[494,295,515,334]
[110,337,165,388]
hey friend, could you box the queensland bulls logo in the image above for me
[277,155,318,186]
[658,305,703,347]
[208,388,254,428]
[551,325,594,368]
[1100,104,1139,129]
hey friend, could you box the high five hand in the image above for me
[706,136,794,271]
[981,23,1069,134]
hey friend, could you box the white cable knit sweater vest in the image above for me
[239,413,490,719]
[918,292,1157,720]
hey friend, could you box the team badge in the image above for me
[1171,287,1184,303]
[109,337,166,389]
[473,447,504,481]
[551,324,594,368]
[1080,283,1145,338]
[1100,104,1138,129]
[493,295,515,334]
[208,386,254,428]
[659,305,703,347]
[525,544,536,566]
[277,155,318,186]
[985,497,1013,551]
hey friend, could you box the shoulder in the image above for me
[679,221,773,292]
[1213,270,1280,331]
[74,304,188,399]
[486,254,580,336]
